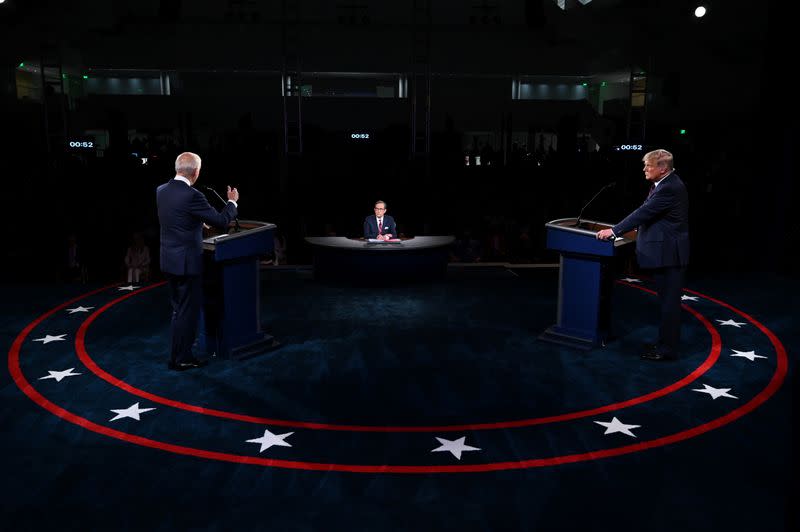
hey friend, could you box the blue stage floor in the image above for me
[1,268,796,531]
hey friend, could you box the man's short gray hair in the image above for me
[175,152,201,177]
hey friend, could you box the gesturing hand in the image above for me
[227,186,239,202]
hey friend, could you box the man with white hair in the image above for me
[156,152,239,371]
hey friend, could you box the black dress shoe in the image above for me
[168,358,208,371]
[640,349,675,361]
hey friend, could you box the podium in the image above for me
[199,220,279,359]
[540,218,635,349]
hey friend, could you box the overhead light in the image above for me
[694,6,707,18]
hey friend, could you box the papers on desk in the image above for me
[367,239,402,243]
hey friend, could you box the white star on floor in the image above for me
[730,349,767,362]
[594,417,641,437]
[66,306,94,314]
[692,383,738,400]
[246,428,294,452]
[431,436,481,460]
[681,295,699,301]
[109,402,156,421]
[38,368,82,382]
[717,319,746,328]
[620,277,642,283]
[117,285,139,291]
[32,334,67,344]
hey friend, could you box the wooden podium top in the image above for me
[202,220,276,248]
[546,218,637,246]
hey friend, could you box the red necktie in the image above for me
[377,218,383,235]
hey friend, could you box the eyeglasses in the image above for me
[374,207,386,211]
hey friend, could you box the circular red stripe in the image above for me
[73,282,720,432]
[8,283,787,473]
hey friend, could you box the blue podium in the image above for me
[540,218,635,349]
[199,220,279,359]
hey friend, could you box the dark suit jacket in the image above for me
[157,179,238,275]
[364,214,397,239]
[612,172,689,269]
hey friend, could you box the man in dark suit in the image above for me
[363,200,397,240]
[597,149,689,361]
[157,152,239,371]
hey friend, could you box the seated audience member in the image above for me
[124,232,151,283]
[63,233,87,283]
[364,200,397,240]
[274,232,287,265]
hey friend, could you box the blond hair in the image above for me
[643,149,673,170]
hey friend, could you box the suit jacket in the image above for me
[612,172,689,269]
[157,179,238,275]
[364,214,397,239]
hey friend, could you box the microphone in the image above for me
[576,181,616,229]
[204,186,240,232]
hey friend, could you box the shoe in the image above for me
[168,357,208,371]
[640,349,675,361]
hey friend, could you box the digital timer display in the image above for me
[67,140,95,149]
[613,144,643,151]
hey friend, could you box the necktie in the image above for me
[377,218,383,235]
[647,184,655,199]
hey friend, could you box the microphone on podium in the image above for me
[576,181,616,229]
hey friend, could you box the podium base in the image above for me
[227,334,281,360]
[538,326,607,351]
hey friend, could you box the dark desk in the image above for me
[304,236,455,281]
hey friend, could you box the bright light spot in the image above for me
[694,6,707,18]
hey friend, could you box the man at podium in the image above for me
[364,200,397,241]
[156,152,240,371]
[596,149,690,361]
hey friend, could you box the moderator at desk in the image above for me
[305,236,455,281]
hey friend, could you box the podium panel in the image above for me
[540,218,635,349]
[198,220,279,359]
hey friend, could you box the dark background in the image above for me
[0,0,795,282]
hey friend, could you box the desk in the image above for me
[304,236,455,281]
